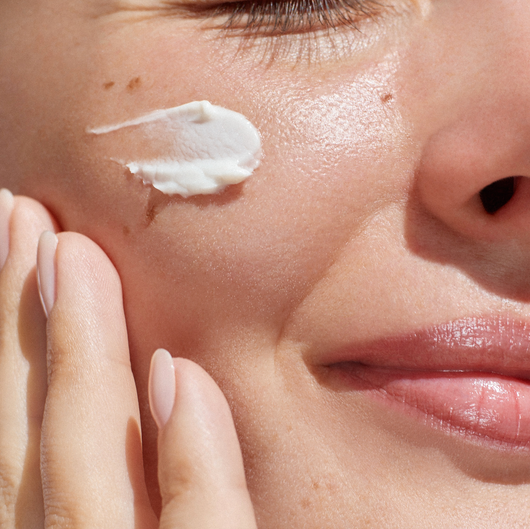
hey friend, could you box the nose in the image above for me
[417,103,530,244]
[409,1,530,296]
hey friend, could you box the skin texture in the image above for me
[2,0,530,526]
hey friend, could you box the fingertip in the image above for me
[36,231,58,318]
[0,188,15,205]
[149,349,176,430]
[0,189,14,270]
[157,358,257,528]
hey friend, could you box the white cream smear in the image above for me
[88,101,261,197]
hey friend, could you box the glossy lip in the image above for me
[320,317,530,377]
[318,316,530,450]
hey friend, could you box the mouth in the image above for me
[318,316,530,450]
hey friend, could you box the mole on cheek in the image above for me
[103,81,115,90]
[127,77,142,91]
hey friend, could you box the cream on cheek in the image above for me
[87,101,261,198]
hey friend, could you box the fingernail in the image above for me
[37,231,58,318]
[0,189,14,270]
[149,348,176,429]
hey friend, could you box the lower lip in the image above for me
[332,363,530,449]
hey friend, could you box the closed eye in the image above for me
[205,0,384,36]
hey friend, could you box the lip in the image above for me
[319,316,530,450]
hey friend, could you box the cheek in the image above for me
[110,72,410,357]
[23,25,412,355]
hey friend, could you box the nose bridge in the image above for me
[411,1,530,246]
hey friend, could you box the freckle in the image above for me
[123,226,131,236]
[300,498,311,509]
[103,81,115,90]
[127,77,142,91]
[381,93,393,104]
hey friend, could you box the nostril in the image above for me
[479,176,518,214]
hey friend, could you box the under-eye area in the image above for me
[111,0,415,65]
[191,0,404,64]
[479,176,519,215]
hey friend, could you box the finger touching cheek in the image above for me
[39,232,156,528]
[151,351,257,529]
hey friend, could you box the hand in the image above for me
[0,190,257,528]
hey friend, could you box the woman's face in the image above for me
[3,0,530,525]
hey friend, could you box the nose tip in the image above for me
[410,116,530,298]
[416,120,530,246]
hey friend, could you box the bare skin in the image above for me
[3,0,530,527]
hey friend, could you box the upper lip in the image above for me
[319,316,530,380]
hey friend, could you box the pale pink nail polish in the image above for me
[0,189,14,270]
[149,348,176,429]
[37,231,58,318]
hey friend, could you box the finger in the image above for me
[39,232,157,528]
[0,192,55,527]
[150,350,257,529]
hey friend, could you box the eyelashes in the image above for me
[208,0,384,36]
[171,0,386,38]
[153,0,398,63]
